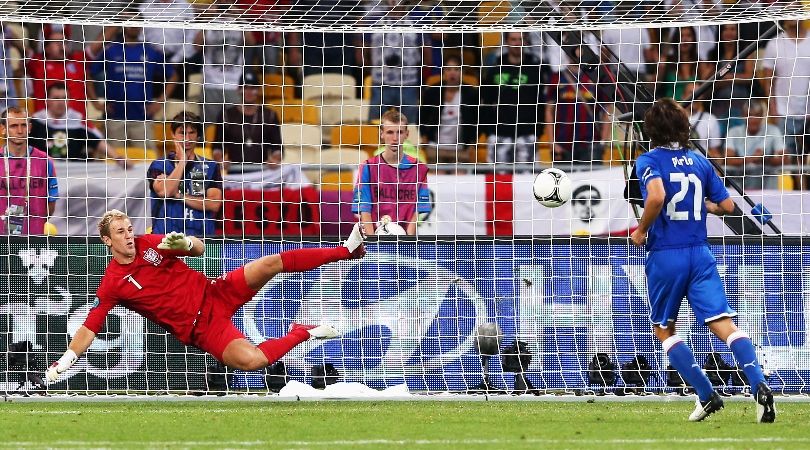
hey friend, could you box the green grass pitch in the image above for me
[1,400,809,449]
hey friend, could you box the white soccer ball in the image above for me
[375,221,407,236]
[533,168,572,208]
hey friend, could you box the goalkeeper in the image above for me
[46,209,365,383]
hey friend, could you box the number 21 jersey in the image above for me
[635,147,730,251]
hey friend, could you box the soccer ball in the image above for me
[533,168,572,208]
[375,216,407,236]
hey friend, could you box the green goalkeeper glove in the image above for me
[157,231,194,251]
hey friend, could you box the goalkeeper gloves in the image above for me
[45,349,78,383]
[157,231,194,251]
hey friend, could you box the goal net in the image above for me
[1,0,810,396]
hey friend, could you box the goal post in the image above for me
[1,1,810,396]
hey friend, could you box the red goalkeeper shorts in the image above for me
[190,267,259,362]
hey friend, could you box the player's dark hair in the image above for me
[502,31,525,44]
[170,111,203,137]
[443,52,461,66]
[643,98,691,149]
[47,82,68,96]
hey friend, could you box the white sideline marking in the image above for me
[2,437,810,448]
[24,408,236,415]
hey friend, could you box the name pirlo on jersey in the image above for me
[671,155,694,167]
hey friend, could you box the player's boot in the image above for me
[343,223,366,259]
[289,323,341,340]
[755,381,776,423]
[688,392,724,422]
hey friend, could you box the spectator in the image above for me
[364,0,428,124]
[481,32,550,171]
[26,29,89,117]
[0,24,24,110]
[682,83,723,158]
[761,19,810,160]
[89,23,178,151]
[148,112,223,236]
[29,83,113,162]
[194,4,258,126]
[725,101,787,190]
[657,26,712,102]
[140,0,198,89]
[0,107,58,235]
[707,23,759,134]
[547,58,601,164]
[211,70,281,168]
[353,109,430,236]
[419,54,478,165]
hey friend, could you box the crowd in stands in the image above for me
[0,0,807,203]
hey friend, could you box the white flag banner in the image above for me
[45,162,805,237]
[512,167,637,236]
[420,174,487,236]
[707,190,810,236]
[51,161,150,236]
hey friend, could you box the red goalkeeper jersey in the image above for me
[84,235,208,345]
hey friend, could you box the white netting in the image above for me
[0,2,808,396]
[0,1,808,32]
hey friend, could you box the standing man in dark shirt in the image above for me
[212,70,282,169]
[481,32,550,171]
[420,54,479,164]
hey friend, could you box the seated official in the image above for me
[148,112,223,237]
[212,70,282,170]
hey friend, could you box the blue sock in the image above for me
[728,330,766,395]
[663,335,714,401]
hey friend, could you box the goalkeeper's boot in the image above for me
[755,381,776,423]
[289,323,340,340]
[688,392,724,422]
[344,223,366,259]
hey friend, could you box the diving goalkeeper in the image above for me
[46,209,366,383]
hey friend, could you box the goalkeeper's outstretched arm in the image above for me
[45,325,97,383]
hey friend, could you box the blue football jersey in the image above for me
[635,147,730,250]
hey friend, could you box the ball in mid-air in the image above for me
[533,168,572,208]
